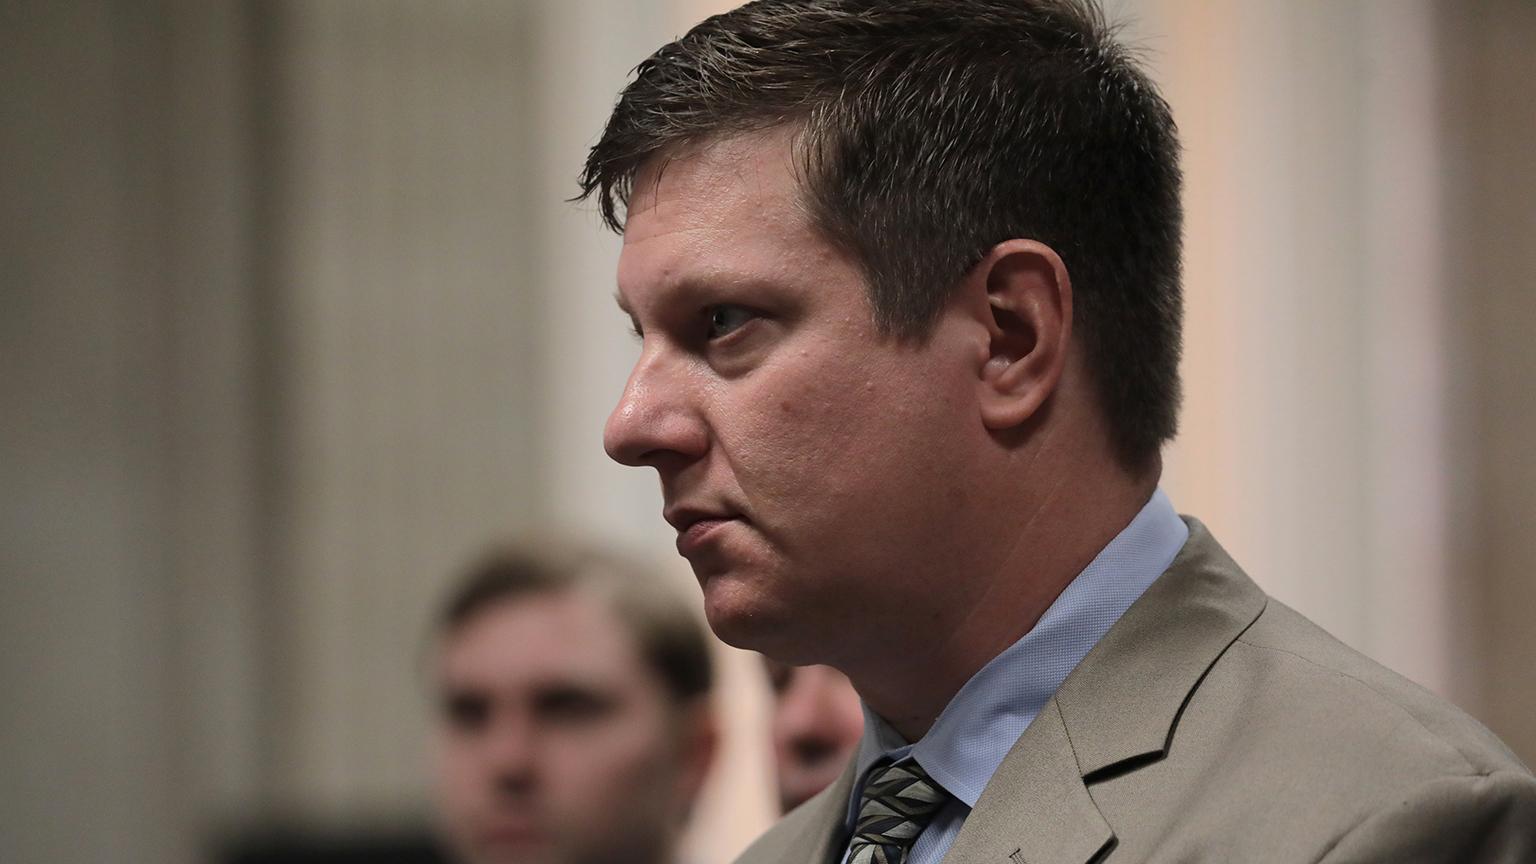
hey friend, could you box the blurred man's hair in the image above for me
[577,0,1183,471]
[439,545,713,705]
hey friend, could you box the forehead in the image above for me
[440,590,650,687]
[617,131,827,302]
[632,128,806,223]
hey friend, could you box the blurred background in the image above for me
[2,0,1534,862]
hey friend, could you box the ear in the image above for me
[967,239,1073,431]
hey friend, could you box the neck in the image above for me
[846,452,1160,743]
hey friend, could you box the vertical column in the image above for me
[1149,0,1456,698]
[0,3,185,861]
[1357,0,1458,704]
[1154,0,1373,648]
[259,0,546,817]
[1438,0,1536,765]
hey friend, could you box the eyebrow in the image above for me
[617,274,790,312]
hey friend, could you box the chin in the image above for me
[692,551,834,663]
[706,598,831,669]
[700,591,771,650]
[698,577,791,653]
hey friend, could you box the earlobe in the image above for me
[974,240,1072,431]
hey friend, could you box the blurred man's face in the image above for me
[764,660,865,812]
[434,590,698,864]
[604,132,993,663]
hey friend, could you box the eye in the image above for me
[443,691,490,732]
[535,686,616,726]
[706,304,756,340]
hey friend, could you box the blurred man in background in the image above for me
[762,660,864,814]
[431,546,717,864]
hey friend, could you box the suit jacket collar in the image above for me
[944,517,1267,864]
[754,518,1265,864]
[1056,517,1266,776]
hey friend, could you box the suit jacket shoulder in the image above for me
[1080,554,1535,862]
[1235,597,1522,778]
[733,519,1536,864]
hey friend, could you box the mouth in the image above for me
[665,505,744,557]
[475,822,547,848]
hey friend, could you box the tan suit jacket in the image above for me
[737,519,1536,863]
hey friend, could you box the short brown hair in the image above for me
[577,0,1183,471]
[439,545,713,705]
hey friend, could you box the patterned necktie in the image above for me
[845,760,950,864]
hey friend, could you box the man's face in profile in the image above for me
[433,590,691,864]
[605,131,997,663]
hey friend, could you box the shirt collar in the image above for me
[850,488,1189,808]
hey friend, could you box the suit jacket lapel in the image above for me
[944,518,1267,864]
[941,697,1114,864]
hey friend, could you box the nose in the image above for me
[484,711,538,795]
[776,677,830,756]
[774,666,862,765]
[603,347,708,469]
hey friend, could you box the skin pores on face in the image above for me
[433,591,688,864]
[605,132,1006,667]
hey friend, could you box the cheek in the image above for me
[731,355,884,480]
[544,717,676,811]
[434,741,485,824]
[730,348,972,519]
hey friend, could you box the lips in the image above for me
[475,821,547,848]
[677,517,738,555]
[665,505,744,557]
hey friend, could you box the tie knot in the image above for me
[847,760,949,864]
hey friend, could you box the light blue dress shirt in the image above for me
[839,489,1189,864]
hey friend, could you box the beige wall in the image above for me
[1437,0,1536,768]
[2,3,263,862]
[2,2,1533,863]
[1151,0,1465,696]
[255,0,544,819]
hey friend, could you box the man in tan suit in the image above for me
[577,1,1536,861]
